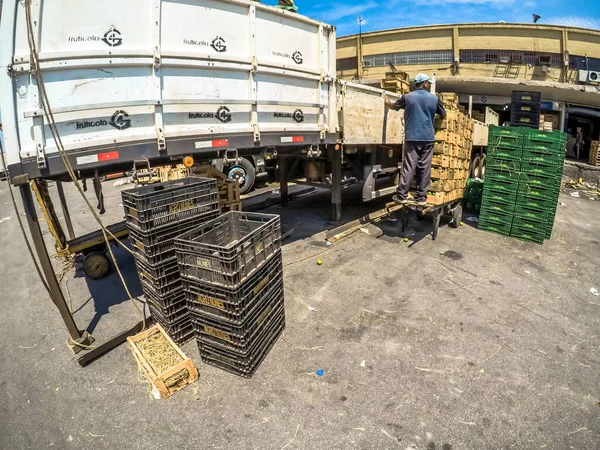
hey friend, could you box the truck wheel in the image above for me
[471,155,481,179]
[479,154,486,180]
[227,157,256,194]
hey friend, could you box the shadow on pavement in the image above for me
[76,243,144,334]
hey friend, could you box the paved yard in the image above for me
[0,179,599,450]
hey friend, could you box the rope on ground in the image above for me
[283,230,359,267]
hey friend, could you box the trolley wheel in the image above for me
[83,252,110,280]
[479,154,486,180]
[471,155,481,178]
[449,204,463,229]
[432,209,442,240]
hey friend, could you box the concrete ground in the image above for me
[0,178,599,450]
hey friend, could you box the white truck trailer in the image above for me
[0,0,405,360]
[0,0,403,213]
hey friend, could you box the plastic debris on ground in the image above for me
[113,178,133,187]
[560,202,567,207]
[570,191,580,198]
[316,369,324,376]
[307,306,317,312]
[0,217,11,224]
[591,288,600,296]
[465,217,479,223]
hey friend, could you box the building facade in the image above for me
[337,23,600,160]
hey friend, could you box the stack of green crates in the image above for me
[479,126,567,244]
[514,128,567,242]
[463,178,484,211]
[479,126,523,237]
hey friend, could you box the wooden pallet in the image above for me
[128,324,198,399]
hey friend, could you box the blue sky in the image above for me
[291,0,600,37]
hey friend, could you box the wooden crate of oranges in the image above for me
[427,108,474,206]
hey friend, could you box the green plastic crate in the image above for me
[520,171,561,190]
[478,218,513,236]
[481,197,516,215]
[523,142,564,156]
[488,146,524,161]
[479,205,515,224]
[516,195,558,212]
[488,134,523,150]
[518,183,559,200]
[514,204,552,223]
[487,158,521,173]
[464,178,484,201]
[524,128,568,145]
[489,125,525,138]
[510,226,545,244]
[521,154,563,169]
[522,161,564,178]
[486,170,521,186]
[511,216,548,232]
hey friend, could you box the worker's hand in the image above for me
[384,96,394,110]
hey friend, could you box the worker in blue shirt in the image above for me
[385,73,446,206]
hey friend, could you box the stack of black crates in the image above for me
[175,212,284,378]
[510,91,541,129]
[122,178,220,345]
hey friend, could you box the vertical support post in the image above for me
[468,95,473,118]
[331,145,342,222]
[56,182,75,240]
[560,102,567,133]
[19,183,87,347]
[279,155,288,208]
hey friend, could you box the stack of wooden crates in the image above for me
[589,141,600,167]
[427,92,474,205]
[380,71,410,94]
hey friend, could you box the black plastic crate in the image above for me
[140,274,184,301]
[142,281,185,307]
[134,256,180,287]
[147,293,188,323]
[198,315,285,378]
[183,252,282,321]
[511,91,542,104]
[188,275,284,326]
[175,212,281,288]
[191,285,285,350]
[122,177,219,231]
[134,255,179,279]
[510,111,541,128]
[128,210,220,253]
[512,103,541,114]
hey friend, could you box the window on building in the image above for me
[569,55,600,71]
[337,56,358,71]
[362,50,453,67]
[460,50,562,67]
[484,53,498,63]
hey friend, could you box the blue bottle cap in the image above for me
[316,369,324,376]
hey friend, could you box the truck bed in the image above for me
[0,0,337,180]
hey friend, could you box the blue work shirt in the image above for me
[394,88,446,142]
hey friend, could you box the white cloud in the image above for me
[315,2,379,23]
[544,16,600,30]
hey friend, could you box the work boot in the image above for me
[393,195,410,205]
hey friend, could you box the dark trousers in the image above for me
[397,141,434,201]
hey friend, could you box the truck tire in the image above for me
[471,155,481,179]
[479,154,486,180]
[227,157,256,194]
